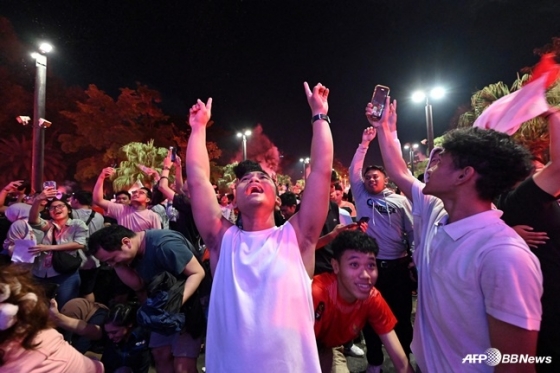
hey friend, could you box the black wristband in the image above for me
[311,114,331,125]
[163,166,171,171]
[160,176,169,181]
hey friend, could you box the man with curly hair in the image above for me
[368,97,543,373]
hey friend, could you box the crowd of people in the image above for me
[0,79,558,373]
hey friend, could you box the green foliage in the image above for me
[276,173,292,188]
[112,140,169,191]
[216,163,238,194]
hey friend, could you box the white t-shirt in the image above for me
[410,180,543,373]
[206,222,321,373]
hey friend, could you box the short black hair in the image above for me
[280,191,298,207]
[363,165,387,177]
[115,190,131,199]
[105,302,139,327]
[331,230,379,260]
[72,190,92,206]
[233,160,267,179]
[140,187,152,200]
[442,127,532,201]
[88,224,136,255]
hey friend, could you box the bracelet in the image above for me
[311,114,331,125]
[163,166,171,171]
[160,176,169,181]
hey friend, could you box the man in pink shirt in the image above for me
[93,171,161,231]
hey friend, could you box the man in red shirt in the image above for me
[313,230,413,373]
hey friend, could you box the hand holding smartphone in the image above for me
[370,85,390,121]
[170,146,177,162]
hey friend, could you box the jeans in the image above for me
[35,271,81,310]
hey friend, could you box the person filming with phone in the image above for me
[349,85,415,373]
[27,186,88,311]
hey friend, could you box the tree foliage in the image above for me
[112,140,168,191]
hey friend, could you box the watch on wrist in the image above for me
[311,114,331,125]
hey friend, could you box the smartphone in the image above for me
[358,216,370,224]
[370,85,390,120]
[170,146,177,162]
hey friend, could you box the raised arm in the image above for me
[533,108,560,197]
[349,127,377,185]
[28,188,56,227]
[93,167,115,211]
[158,151,176,201]
[185,98,231,251]
[368,98,417,199]
[291,82,334,276]
[0,180,24,213]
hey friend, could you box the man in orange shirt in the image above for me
[313,230,413,373]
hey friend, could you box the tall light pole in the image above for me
[299,157,310,180]
[403,143,419,175]
[236,129,252,160]
[412,87,445,154]
[31,42,53,192]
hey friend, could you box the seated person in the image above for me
[101,303,151,373]
[49,297,109,354]
[313,230,412,373]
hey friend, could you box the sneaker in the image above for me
[344,343,365,357]
[366,364,383,373]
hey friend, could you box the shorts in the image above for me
[149,330,202,358]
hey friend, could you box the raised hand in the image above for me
[362,127,377,145]
[99,167,116,180]
[38,187,57,201]
[304,82,329,115]
[3,180,24,193]
[188,98,213,127]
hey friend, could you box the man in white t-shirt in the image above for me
[368,96,543,373]
[93,175,161,232]
[185,82,333,373]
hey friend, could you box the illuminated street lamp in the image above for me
[411,87,445,154]
[31,42,53,192]
[236,129,252,161]
[403,143,419,175]
[299,157,310,180]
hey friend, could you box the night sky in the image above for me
[3,0,560,176]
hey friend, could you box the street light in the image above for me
[299,157,310,180]
[403,143,419,175]
[31,42,52,192]
[236,129,252,160]
[411,87,446,154]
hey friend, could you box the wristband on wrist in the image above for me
[311,114,331,125]
[160,176,169,181]
[163,166,171,171]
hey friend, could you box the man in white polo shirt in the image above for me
[367,96,543,373]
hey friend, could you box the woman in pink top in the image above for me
[0,264,103,372]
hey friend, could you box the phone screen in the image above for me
[358,216,370,224]
[371,85,390,120]
[170,147,177,162]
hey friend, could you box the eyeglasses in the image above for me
[48,204,66,211]
[131,190,147,195]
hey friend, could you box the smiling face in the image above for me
[48,201,70,221]
[235,171,277,213]
[332,249,378,303]
[363,170,387,195]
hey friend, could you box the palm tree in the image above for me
[0,135,66,187]
[112,140,169,191]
